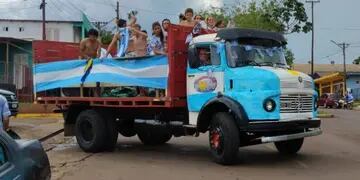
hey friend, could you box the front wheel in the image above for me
[274,138,304,155]
[209,112,240,165]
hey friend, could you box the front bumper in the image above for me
[241,119,321,133]
[261,128,322,143]
[240,119,321,144]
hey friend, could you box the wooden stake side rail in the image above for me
[36,96,187,108]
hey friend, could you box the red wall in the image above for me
[33,40,80,63]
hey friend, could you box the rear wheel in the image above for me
[137,126,172,145]
[209,112,240,165]
[75,110,107,153]
[119,118,137,137]
[274,138,304,155]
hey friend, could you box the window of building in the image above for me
[356,80,360,84]
[3,27,8,31]
[19,27,24,32]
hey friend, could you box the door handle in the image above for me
[188,75,195,78]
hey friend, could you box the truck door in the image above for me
[187,44,224,125]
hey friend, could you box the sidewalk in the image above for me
[16,113,62,118]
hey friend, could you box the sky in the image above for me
[0,0,359,64]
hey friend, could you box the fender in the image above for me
[197,94,249,132]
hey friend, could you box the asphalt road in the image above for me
[11,109,360,180]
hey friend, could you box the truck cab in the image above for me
[186,29,321,164]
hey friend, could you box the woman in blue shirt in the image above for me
[148,22,166,55]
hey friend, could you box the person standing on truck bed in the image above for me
[148,22,166,55]
[79,29,101,59]
[179,8,195,27]
[162,19,171,53]
[0,95,11,131]
[105,16,142,57]
[129,24,148,57]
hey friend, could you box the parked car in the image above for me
[0,130,51,179]
[318,93,338,108]
[0,88,18,116]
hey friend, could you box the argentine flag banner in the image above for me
[33,55,169,92]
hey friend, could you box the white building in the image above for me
[0,19,83,42]
[0,0,96,43]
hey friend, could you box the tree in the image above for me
[198,7,230,25]
[285,48,295,66]
[353,56,360,64]
[100,31,113,45]
[199,0,312,34]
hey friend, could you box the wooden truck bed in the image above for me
[36,96,186,108]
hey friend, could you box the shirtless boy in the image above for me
[80,29,101,59]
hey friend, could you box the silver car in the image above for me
[0,130,51,179]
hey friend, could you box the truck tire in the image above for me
[119,119,137,137]
[274,138,304,155]
[209,112,240,165]
[75,110,107,153]
[103,113,119,152]
[119,128,137,137]
[137,127,172,145]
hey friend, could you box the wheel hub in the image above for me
[80,120,94,142]
[210,128,223,152]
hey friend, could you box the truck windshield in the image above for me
[226,41,287,68]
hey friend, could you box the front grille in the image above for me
[2,94,12,101]
[303,80,313,89]
[280,94,313,113]
[1,94,16,102]
[280,80,313,89]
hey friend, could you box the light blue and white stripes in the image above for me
[34,55,169,92]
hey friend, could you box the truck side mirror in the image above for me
[188,46,199,68]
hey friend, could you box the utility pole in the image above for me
[116,1,119,20]
[331,40,350,93]
[40,0,46,40]
[306,0,320,77]
[115,1,119,31]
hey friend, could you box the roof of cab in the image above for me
[217,28,286,45]
[190,33,218,45]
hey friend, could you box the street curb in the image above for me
[317,114,334,118]
[16,113,62,118]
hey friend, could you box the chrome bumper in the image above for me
[261,128,322,143]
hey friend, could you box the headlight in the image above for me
[11,103,18,109]
[10,95,16,100]
[263,99,276,112]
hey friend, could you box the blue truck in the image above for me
[35,25,321,165]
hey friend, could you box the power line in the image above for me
[318,51,342,60]
[319,27,360,31]
[86,0,178,17]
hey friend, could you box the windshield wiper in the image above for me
[258,62,274,66]
[242,60,261,66]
